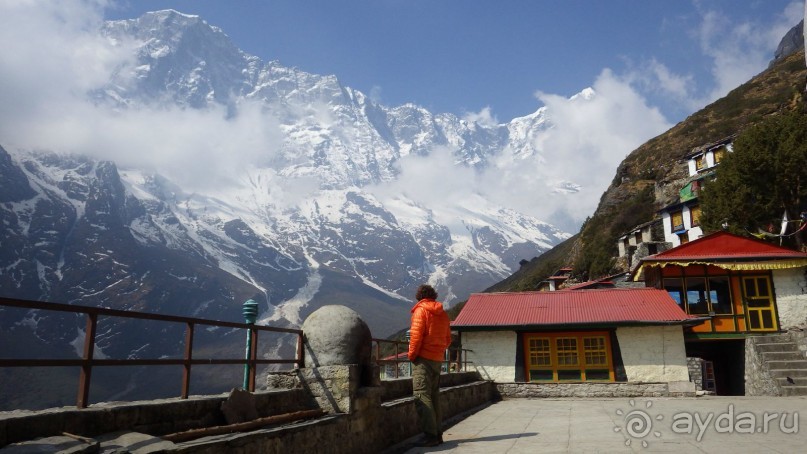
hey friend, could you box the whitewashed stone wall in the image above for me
[461,331,517,382]
[660,209,703,247]
[774,268,807,328]
[616,325,689,382]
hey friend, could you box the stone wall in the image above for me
[616,326,690,382]
[173,379,494,454]
[774,268,807,329]
[686,357,704,391]
[1,371,495,452]
[0,388,315,447]
[496,382,682,398]
[789,329,807,353]
[745,336,781,396]
[461,331,517,382]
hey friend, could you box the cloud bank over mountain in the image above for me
[1,1,800,232]
[0,0,685,231]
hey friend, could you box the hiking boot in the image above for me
[415,435,441,447]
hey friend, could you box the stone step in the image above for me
[750,334,792,343]
[762,351,806,361]
[768,368,807,379]
[765,360,807,371]
[776,376,807,386]
[781,386,807,396]
[755,342,799,353]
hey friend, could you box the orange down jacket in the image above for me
[408,298,452,362]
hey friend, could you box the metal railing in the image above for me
[0,297,303,408]
[371,338,472,379]
[0,297,474,409]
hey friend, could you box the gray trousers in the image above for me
[412,357,442,437]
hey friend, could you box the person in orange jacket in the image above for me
[408,284,452,447]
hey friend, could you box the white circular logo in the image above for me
[614,400,663,448]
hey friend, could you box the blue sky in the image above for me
[104,0,804,123]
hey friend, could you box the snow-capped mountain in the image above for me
[0,10,573,407]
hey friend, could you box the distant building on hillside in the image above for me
[616,219,669,270]
[658,136,735,247]
[536,267,573,291]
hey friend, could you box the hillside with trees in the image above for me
[489,49,807,293]
[700,111,807,250]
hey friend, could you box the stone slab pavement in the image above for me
[402,396,807,453]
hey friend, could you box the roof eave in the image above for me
[453,320,696,331]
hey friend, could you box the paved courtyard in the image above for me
[402,396,807,453]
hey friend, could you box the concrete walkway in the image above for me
[403,396,807,453]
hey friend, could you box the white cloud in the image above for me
[0,0,128,123]
[624,58,699,113]
[369,85,383,104]
[614,2,801,122]
[462,107,499,128]
[498,69,670,226]
[374,70,671,233]
[0,0,284,192]
[695,1,802,104]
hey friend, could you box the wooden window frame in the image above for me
[524,332,615,382]
[713,147,725,164]
[695,154,706,171]
[689,205,701,227]
[662,272,735,316]
[670,210,685,232]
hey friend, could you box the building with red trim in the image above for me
[452,288,701,385]
[452,230,807,395]
[634,230,807,334]
[632,230,807,394]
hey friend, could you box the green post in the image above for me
[242,299,259,390]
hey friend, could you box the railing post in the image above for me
[77,312,98,408]
[181,322,195,399]
[375,341,381,379]
[405,329,412,376]
[394,340,400,379]
[242,299,259,391]
[296,332,305,369]
[247,329,258,392]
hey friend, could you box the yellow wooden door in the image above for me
[742,276,778,331]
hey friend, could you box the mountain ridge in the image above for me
[0,8,577,408]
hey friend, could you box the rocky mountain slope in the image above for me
[492,44,807,292]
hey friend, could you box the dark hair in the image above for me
[415,284,438,301]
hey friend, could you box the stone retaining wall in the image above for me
[0,388,315,447]
[687,357,704,391]
[496,381,682,398]
[0,372,495,452]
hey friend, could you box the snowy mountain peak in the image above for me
[1,9,573,350]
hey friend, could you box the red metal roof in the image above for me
[452,288,695,328]
[563,280,614,290]
[643,231,807,262]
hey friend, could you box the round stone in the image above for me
[301,305,372,368]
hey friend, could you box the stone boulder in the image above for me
[301,305,374,385]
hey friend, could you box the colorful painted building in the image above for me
[633,230,807,394]
[657,136,734,247]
